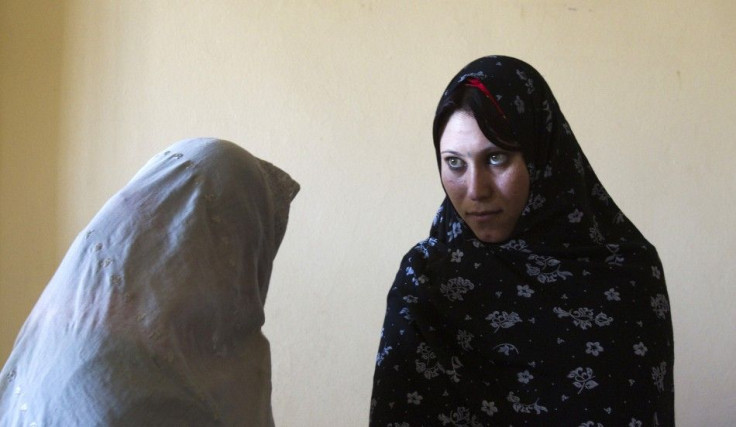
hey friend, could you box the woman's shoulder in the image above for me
[403,237,442,257]
[397,237,452,273]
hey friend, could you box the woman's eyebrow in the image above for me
[441,146,502,157]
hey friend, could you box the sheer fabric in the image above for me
[0,138,299,426]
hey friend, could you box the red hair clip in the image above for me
[465,78,507,120]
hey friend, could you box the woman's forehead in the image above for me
[439,111,502,153]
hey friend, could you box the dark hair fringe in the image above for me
[433,85,521,165]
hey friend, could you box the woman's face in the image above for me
[439,110,530,243]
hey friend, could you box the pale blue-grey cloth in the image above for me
[0,138,299,426]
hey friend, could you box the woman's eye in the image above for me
[489,153,509,165]
[446,157,464,169]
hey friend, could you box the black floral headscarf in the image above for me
[370,56,674,426]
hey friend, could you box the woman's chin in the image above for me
[471,228,512,244]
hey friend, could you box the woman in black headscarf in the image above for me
[370,56,674,426]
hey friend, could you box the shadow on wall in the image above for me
[0,0,66,361]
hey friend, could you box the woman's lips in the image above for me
[466,210,502,220]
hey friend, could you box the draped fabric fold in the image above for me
[0,138,299,426]
[370,56,674,426]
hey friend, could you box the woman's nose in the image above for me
[467,167,493,201]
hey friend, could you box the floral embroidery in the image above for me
[447,356,463,383]
[486,311,523,332]
[604,288,621,301]
[605,244,624,266]
[507,392,548,414]
[517,284,534,298]
[568,209,584,223]
[553,307,613,329]
[415,342,444,379]
[500,239,531,252]
[523,193,546,214]
[517,370,534,384]
[515,69,535,94]
[514,95,525,113]
[407,391,423,405]
[440,277,475,301]
[416,238,437,258]
[457,71,487,82]
[447,221,462,241]
[526,163,542,182]
[481,400,498,416]
[542,100,553,132]
[574,152,585,175]
[432,204,444,227]
[585,342,604,356]
[634,342,648,356]
[652,361,667,392]
[651,294,670,319]
[589,217,605,244]
[457,330,474,351]
[568,367,599,394]
[405,265,428,287]
[526,255,573,283]
[591,183,610,204]
[376,345,392,366]
[438,406,483,426]
[493,343,520,356]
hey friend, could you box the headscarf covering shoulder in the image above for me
[370,56,674,426]
[0,138,299,426]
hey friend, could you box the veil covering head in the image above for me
[370,57,674,425]
[0,138,299,426]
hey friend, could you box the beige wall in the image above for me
[2,1,735,425]
[1,0,64,368]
